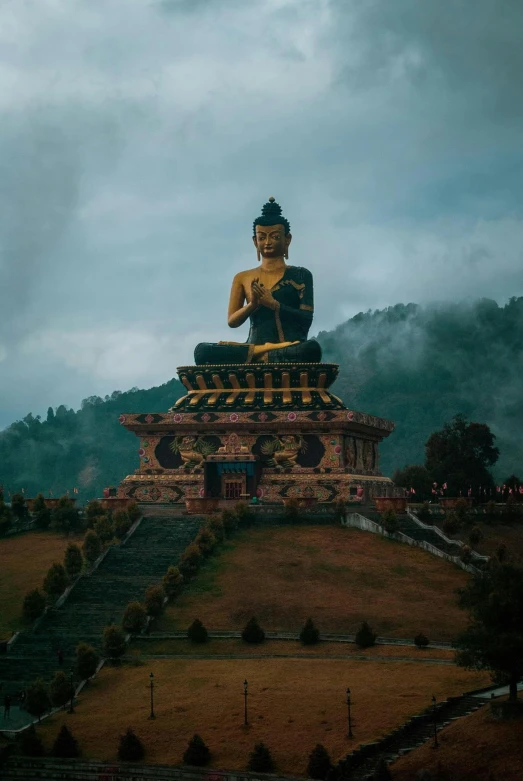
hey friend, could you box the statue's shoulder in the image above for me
[287,265,313,281]
[231,268,257,285]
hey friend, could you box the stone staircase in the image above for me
[332,692,491,780]
[0,515,202,699]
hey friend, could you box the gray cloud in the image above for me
[0,0,522,428]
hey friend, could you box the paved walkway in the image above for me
[143,630,455,649]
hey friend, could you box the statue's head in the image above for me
[252,196,292,261]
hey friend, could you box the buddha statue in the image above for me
[194,197,322,365]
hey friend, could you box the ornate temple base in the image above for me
[118,363,396,506]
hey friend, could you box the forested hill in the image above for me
[1,296,522,500]
[321,296,523,479]
[0,379,185,502]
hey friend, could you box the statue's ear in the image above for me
[286,232,292,246]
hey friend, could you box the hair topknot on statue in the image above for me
[253,196,291,236]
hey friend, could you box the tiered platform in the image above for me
[118,362,396,507]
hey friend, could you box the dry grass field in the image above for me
[158,526,469,641]
[37,658,489,776]
[0,530,82,638]
[392,696,523,781]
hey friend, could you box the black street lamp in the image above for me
[432,695,438,748]
[148,672,155,720]
[346,687,353,738]
[68,668,75,714]
[244,679,248,726]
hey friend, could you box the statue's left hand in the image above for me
[252,281,279,310]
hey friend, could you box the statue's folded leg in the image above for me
[194,342,255,365]
[266,339,322,363]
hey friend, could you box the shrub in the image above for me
[22,588,46,622]
[460,545,472,565]
[51,496,81,534]
[180,543,202,579]
[414,632,430,648]
[221,508,238,534]
[94,515,114,543]
[372,757,392,780]
[382,509,399,534]
[118,728,145,762]
[235,502,253,525]
[247,742,275,773]
[284,498,300,523]
[114,510,132,539]
[195,528,216,557]
[103,625,126,659]
[0,500,13,535]
[64,543,83,579]
[162,566,184,600]
[52,725,80,758]
[187,619,208,643]
[50,671,71,708]
[442,511,461,536]
[85,500,105,527]
[454,497,469,522]
[20,725,44,757]
[127,501,141,523]
[82,530,102,565]
[122,602,147,634]
[241,616,265,644]
[307,743,332,780]
[76,642,99,679]
[43,563,68,599]
[145,585,165,618]
[11,492,28,521]
[469,526,483,546]
[300,617,320,645]
[417,502,431,522]
[25,678,51,721]
[355,621,377,648]
[33,494,51,530]
[206,515,225,543]
[183,734,211,766]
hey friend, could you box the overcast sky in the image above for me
[1,0,522,428]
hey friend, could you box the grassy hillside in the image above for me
[157,525,469,641]
[392,696,523,781]
[36,657,489,775]
[0,530,82,639]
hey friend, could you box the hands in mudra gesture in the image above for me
[251,278,279,310]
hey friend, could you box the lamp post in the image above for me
[148,672,155,720]
[244,679,248,726]
[432,695,438,748]
[346,688,353,738]
[68,668,75,714]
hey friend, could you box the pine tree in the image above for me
[355,621,377,648]
[183,734,211,766]
[241,616,265,644]
[76,642,99,679]
[307,744,331,780]
[122,602,147,633]
[118,728,145,761]
[247,742,275,772]
[103,625,126,659]
[52,725,80,758]
[22,588,46,622]
[50,671,71,708]
[64,543,83,579]
[43,563,68,599]
[20,725,45,757]
[300,617,320,645]
[162,566,184,600]
[187,619,208,643]
[82,530,102,565]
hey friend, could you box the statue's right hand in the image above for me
[250,278,261,307]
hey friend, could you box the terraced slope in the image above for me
[0,515,201,698]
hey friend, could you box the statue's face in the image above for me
[253,223,292,258]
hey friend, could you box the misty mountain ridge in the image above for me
[1,296,522,500]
